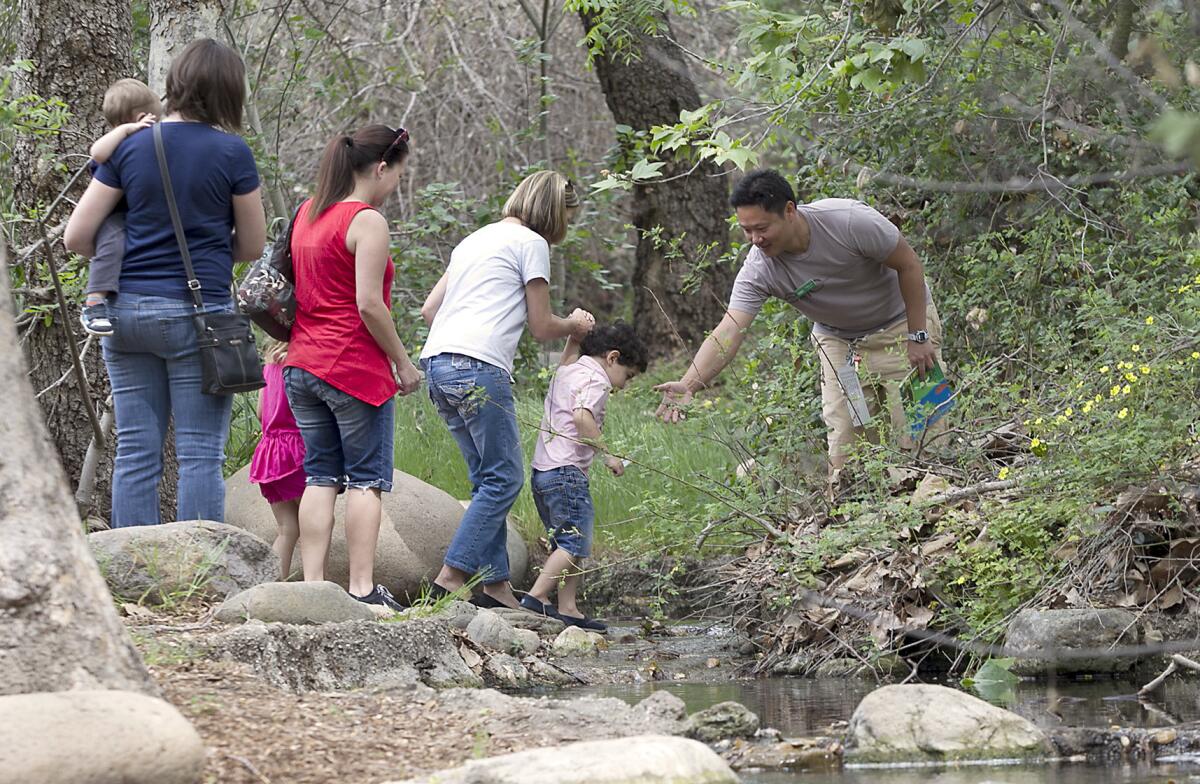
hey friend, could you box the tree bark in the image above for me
[1109,0,1136,60]
[0,243,155,696]
[13,0,178,525]
[580,10,735,356]
[148,0,223,95]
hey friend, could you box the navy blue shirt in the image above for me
[94,122,259,303]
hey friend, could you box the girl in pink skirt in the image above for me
[250,339,306,580]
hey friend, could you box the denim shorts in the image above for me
[531,466,594,559]
[283,366,395,492]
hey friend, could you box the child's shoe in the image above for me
[80,302,114,336]
[519,594,560,617]
[560,613,607,632]
[351,584,405,612]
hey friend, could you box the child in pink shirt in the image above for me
[249,339,306,580]
[520,323,648,630]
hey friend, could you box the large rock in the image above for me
[215,581,377,624]
[847,684,1049,761]
[89,520,277,605]
[1006,608,1141,675]
[383,735,738,784]
[210,617,482,691]
[466,609,522,652]
[552,625,604,656]
[0,690,204,784]
[684,701,760,742]
[224,466,528,600]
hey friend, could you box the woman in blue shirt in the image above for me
[65,39,266,527]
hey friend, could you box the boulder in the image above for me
[484,653,531,687]
[490,607,565,635]
[427,600,477,630]
[1006,608,1141,675]
[383,735,738,784]
[512,628,541,655]
[0,690,204,784]
[552,626,604,656]
[215,581,376,624]
[224,466,528,600]
[847,684,1049,761]
[684,701,760,742]
[210,617,481,691]
[636,690,688,724]
[89,520,277,605]
[466,610,523,652]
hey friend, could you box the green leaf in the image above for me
[966,658,1018,705]
[630,158,667,181]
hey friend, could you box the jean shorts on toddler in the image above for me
[531,466,594,559]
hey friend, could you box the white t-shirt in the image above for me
[420,221,551,374]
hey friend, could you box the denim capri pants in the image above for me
[283,366,394,492]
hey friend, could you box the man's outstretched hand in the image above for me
[654,380,693,423]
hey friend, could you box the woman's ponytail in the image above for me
[309,135,357,221]
[307,126,410,221]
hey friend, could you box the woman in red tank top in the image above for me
[283,124,420,612]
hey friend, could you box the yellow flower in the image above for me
[1099,365,1110,374]
[1117,361,1128,370]
[1054,415,1066,425]
[1124,372,1138,382]
[998,467,1010,480]
[1082,401,1093,413]
[1064,407,1073,417]
[1145,316,1155,325]
[1140,365,1150,375]
[1132,344,1141,353]
[702,399,713,408]
[1094,394,1102,402]
[1034,417,1043,426]
[1122,384,1131,395]
[1117,408,1128,420]
[1110,385,1121,397]
[1192,352,1200,360]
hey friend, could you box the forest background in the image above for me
[3,0,1200,666]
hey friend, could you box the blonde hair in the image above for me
[502,171,579,245]
[261,338,288,365]
[102,78,162,127]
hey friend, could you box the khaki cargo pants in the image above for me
[811,302,946,468]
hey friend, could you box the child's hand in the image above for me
[125,114,157,135]
[605,456,625,477]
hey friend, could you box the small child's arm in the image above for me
[572,407,624,476]
[558,335,583,367]
[89,114,157,163]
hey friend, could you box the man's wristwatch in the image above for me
[907,329,930,344]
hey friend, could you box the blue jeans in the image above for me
[531,466,594,558]
[102,292,234,527]
[423,353,521,584]
[283,367,395,491]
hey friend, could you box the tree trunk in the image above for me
[580,10,735,356]
[1109,0,1136,60]
[148,0,223,95]
[13,0,178,525]
[0,243,155,696]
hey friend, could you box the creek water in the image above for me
[555,676,1200,783]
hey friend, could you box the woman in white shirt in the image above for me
[420,171,593,609]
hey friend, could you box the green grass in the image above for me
[391,379,743,552]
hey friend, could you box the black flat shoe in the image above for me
[469,593,507,609]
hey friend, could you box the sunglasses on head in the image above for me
[383,126,409,159]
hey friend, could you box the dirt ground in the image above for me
[155,656,525,784]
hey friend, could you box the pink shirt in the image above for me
[249,363,305,483]
[531,356,612,473]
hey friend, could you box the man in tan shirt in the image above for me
[656,169,946,477]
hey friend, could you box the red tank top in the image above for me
[285,199,398,406]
